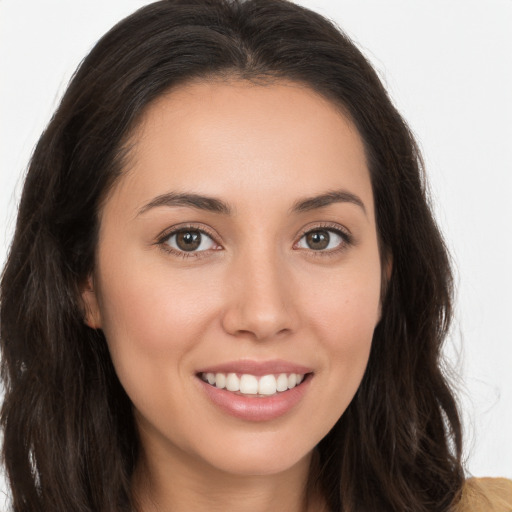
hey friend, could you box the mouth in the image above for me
[195,360,314,421]
[196,359,314,422]
[198,371,312,397]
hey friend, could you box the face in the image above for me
[83,80,383,478]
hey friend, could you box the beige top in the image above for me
[457,478,512,511]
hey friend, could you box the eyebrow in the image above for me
[137,188,366,217]
[137,192,232,216]
[290,189,367,216]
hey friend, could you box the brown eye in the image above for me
[165,229,217,253]
[305,230,330,250]
[176,231,201,251]
[296,228,346,252]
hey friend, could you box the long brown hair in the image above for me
[1,1,464,510]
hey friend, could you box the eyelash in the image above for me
[155,222,353,259]
[156,224,220,259]
[294,223,353,258]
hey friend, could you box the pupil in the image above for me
[177,231,201,251]
[307,230,329,250]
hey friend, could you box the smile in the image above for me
[196,362,313,421]
[200,372,305,396]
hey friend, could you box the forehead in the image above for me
[109,79,374,219]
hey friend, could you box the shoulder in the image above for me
[456,477,512,512]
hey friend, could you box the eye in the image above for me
[296,228,348,252]
[163,228,218,253]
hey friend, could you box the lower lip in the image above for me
[198,375,312,422]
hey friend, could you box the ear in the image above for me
[81,275,102,329]
[383,253,393,284]
[378,252,393,322]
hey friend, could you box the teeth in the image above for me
[226,373,240,392]
[240,374,259,394]
[215,372,226,389]
[276,373,288,392]
[201,371,307,396]
[258,374,277,395]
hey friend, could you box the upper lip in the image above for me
[196,359,313,376]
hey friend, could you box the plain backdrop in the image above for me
[1,0,511,503]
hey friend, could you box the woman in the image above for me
[1,1,510,511]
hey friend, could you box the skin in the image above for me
[82,80,383,512]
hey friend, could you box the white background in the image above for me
[1,0,511,502]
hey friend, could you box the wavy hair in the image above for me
[1,1,464,510]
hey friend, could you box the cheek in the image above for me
[94,250,225,408]
[307,259,382,343]
[303,256,381,398]
[97,256,213,349]
[94,258,225,441]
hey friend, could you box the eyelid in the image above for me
[155,223,223,258]
[154,221,353,259]
[294,222,353,253]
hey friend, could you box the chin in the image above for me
[203,446,312,478]
[179,426,318,478]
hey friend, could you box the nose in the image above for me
[221,249,298,341]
